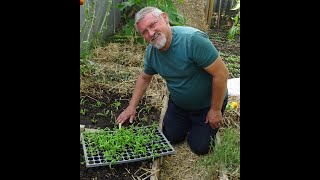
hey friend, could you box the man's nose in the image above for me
[148,28,156,37]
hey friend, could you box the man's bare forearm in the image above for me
[210,73,228,111]
[204,56,229,111]
[129,73,153,108]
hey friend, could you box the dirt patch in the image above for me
[80,91,160,129]
[208,27,240,57]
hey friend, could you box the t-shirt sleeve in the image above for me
[143,46,157,75]
[188,31,219,68]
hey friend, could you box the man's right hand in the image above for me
[116,106,136,124]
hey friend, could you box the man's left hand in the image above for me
[205,109,223,129]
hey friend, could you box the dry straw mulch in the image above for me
[173,0,209,32]
[81,42,168,108]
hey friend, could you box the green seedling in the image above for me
[80,108,88,115]
[92,100,106,108]
[96,109,109,117]
[90,117,97,124]
[80,98,87,105]
[110,100,121,110]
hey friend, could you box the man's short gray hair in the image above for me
[134,7,163,32]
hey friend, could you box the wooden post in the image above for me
[80,124,85,141]
[205,0,210,24]
[207,0,214,26]
[217,0,222,28]
[150,95,168,180]
[205,0,215,25]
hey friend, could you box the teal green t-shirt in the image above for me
[144,26,226,110]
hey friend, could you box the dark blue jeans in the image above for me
[163,96,228,155]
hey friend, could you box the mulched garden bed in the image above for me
[80,91,161,180]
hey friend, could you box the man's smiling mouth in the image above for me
[151,33,159,41]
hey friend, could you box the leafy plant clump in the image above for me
[111,0,186,44]
[81,122,174,168]
[228,0,240,40]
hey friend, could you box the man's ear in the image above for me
[161,13,169,24]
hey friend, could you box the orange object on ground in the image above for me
[80,0,83,5]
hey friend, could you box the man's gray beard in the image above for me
[151,33,167,49]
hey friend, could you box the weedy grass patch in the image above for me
[198,127,240,180]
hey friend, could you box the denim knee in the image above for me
[163,97,190,144]
[163,127,186,144]
[187,139,212,155]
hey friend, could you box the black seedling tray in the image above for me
[81,127,175,168]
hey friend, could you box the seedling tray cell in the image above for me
[81,127,175,168]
